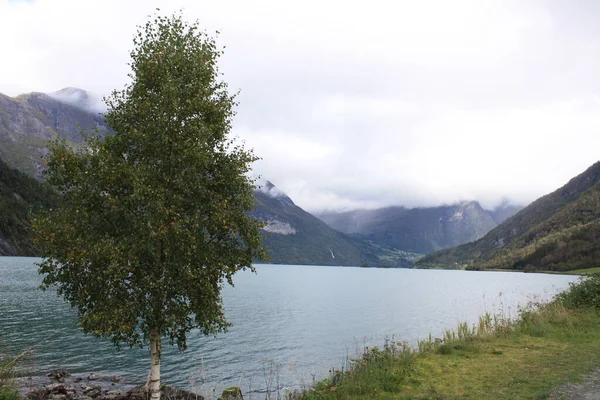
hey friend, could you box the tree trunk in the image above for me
[150,329,162,400]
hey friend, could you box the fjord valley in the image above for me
[316,200,521,254]
[5,3,600,400]
[418,161,600,273]
[0,87,523,267]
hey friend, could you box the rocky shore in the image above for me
[15,370,244,400]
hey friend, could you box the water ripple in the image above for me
[1,257,577,395]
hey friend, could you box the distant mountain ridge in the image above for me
[252,180,421,267]
[0,89,109,178]
[0,87,523,268]
[416,161,600,271]
[0,88,412,267]
[252,180,364,266]
[316,201,521,254]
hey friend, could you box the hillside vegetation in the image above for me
[0,157,56,255]
[417,162,600,272]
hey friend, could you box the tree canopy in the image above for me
[34,13,265,399]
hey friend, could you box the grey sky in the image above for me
[2,0,599,212]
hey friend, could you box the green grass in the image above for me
[0,348,27,400]
[297,277,600,400]
[563,267,600,275]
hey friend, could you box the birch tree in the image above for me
[34,14,265,400]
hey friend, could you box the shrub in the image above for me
[556,273,600,309]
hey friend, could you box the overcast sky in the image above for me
[2,0,600,212]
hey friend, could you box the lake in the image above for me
[0,257,578,396]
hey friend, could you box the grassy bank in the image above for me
[563,266,600,275]
[300,275,600,400]
[4,276,600,400]
[0,348,24,400]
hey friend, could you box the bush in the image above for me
[556,273,600,309]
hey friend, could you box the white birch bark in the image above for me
[150,330,161,400]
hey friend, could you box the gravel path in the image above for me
[550,367,600,400]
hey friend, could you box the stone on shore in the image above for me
[219,386,243,400]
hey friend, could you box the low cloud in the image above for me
[47,87,107,113]
[2,0,600,212]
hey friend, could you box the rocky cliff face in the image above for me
[251,180,366,266]
[0,89,109,178]
[317,200,520,254]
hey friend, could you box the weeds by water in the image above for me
[0,348,29,400]
[295,275,600,399]
[7,277,600,400]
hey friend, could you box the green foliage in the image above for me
[306,340,415,399]
[34,14,265,351]
[0,156,56,255]
[556,274,600,310]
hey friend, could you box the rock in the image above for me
[46,383,66,393]
[121,386,148,400]
[87,373,100,381]
[49,394,67,400]
[82,385,102,398]
[27,389,47,399]
[159,386,203,400]
[100,390,123,400]
[48,370,71,383]
[220,386,243,400]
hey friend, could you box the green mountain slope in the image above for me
[0,156,56,255]
[253,181,417,266]
[0,89,109,178]
[416,162,600,271]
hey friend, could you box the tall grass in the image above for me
[296,275,600,400]
[0,349,28,400]
[300,338,415,399]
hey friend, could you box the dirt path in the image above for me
[550,367,600,400]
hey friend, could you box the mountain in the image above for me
[0,88,418,267]
[316,201,520,254]
[0,87,524,268]
[416,162,600,272]
[0,156,56,255]
[252,180,417,266]
[488,199,523,225]
[0,89,109,178]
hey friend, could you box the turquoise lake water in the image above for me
[0,257,578,395]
